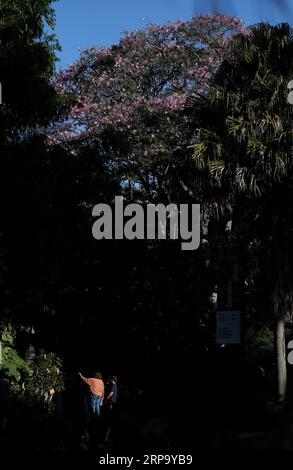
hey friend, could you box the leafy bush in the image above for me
[0,326,28,380]
[11,349,65,412]
[0,325,64,412]
[245,326,274,362]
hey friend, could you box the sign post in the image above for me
[216,247,241,345]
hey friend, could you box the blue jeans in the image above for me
[90,394,102,417]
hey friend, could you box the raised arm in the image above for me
[78,372,89,384]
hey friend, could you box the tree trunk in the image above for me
[271,229,292,406]
[270,230,293,447]
[274,317,287,404]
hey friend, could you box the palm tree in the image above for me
[191,23,293,406]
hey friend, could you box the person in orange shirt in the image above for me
[78,371,104,418]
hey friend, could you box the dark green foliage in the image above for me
[0,326,28,379]
[245,326,274,361]
[11,350,64,412]
[0,0,62,137]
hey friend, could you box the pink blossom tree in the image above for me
[52,14,248,199]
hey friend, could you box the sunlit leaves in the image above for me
[191,22,293,198]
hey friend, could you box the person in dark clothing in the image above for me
[105,376,118,410]
[104,376,118,443]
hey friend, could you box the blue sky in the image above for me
[53,0,293,69]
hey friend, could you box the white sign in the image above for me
[217,311,241,344]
